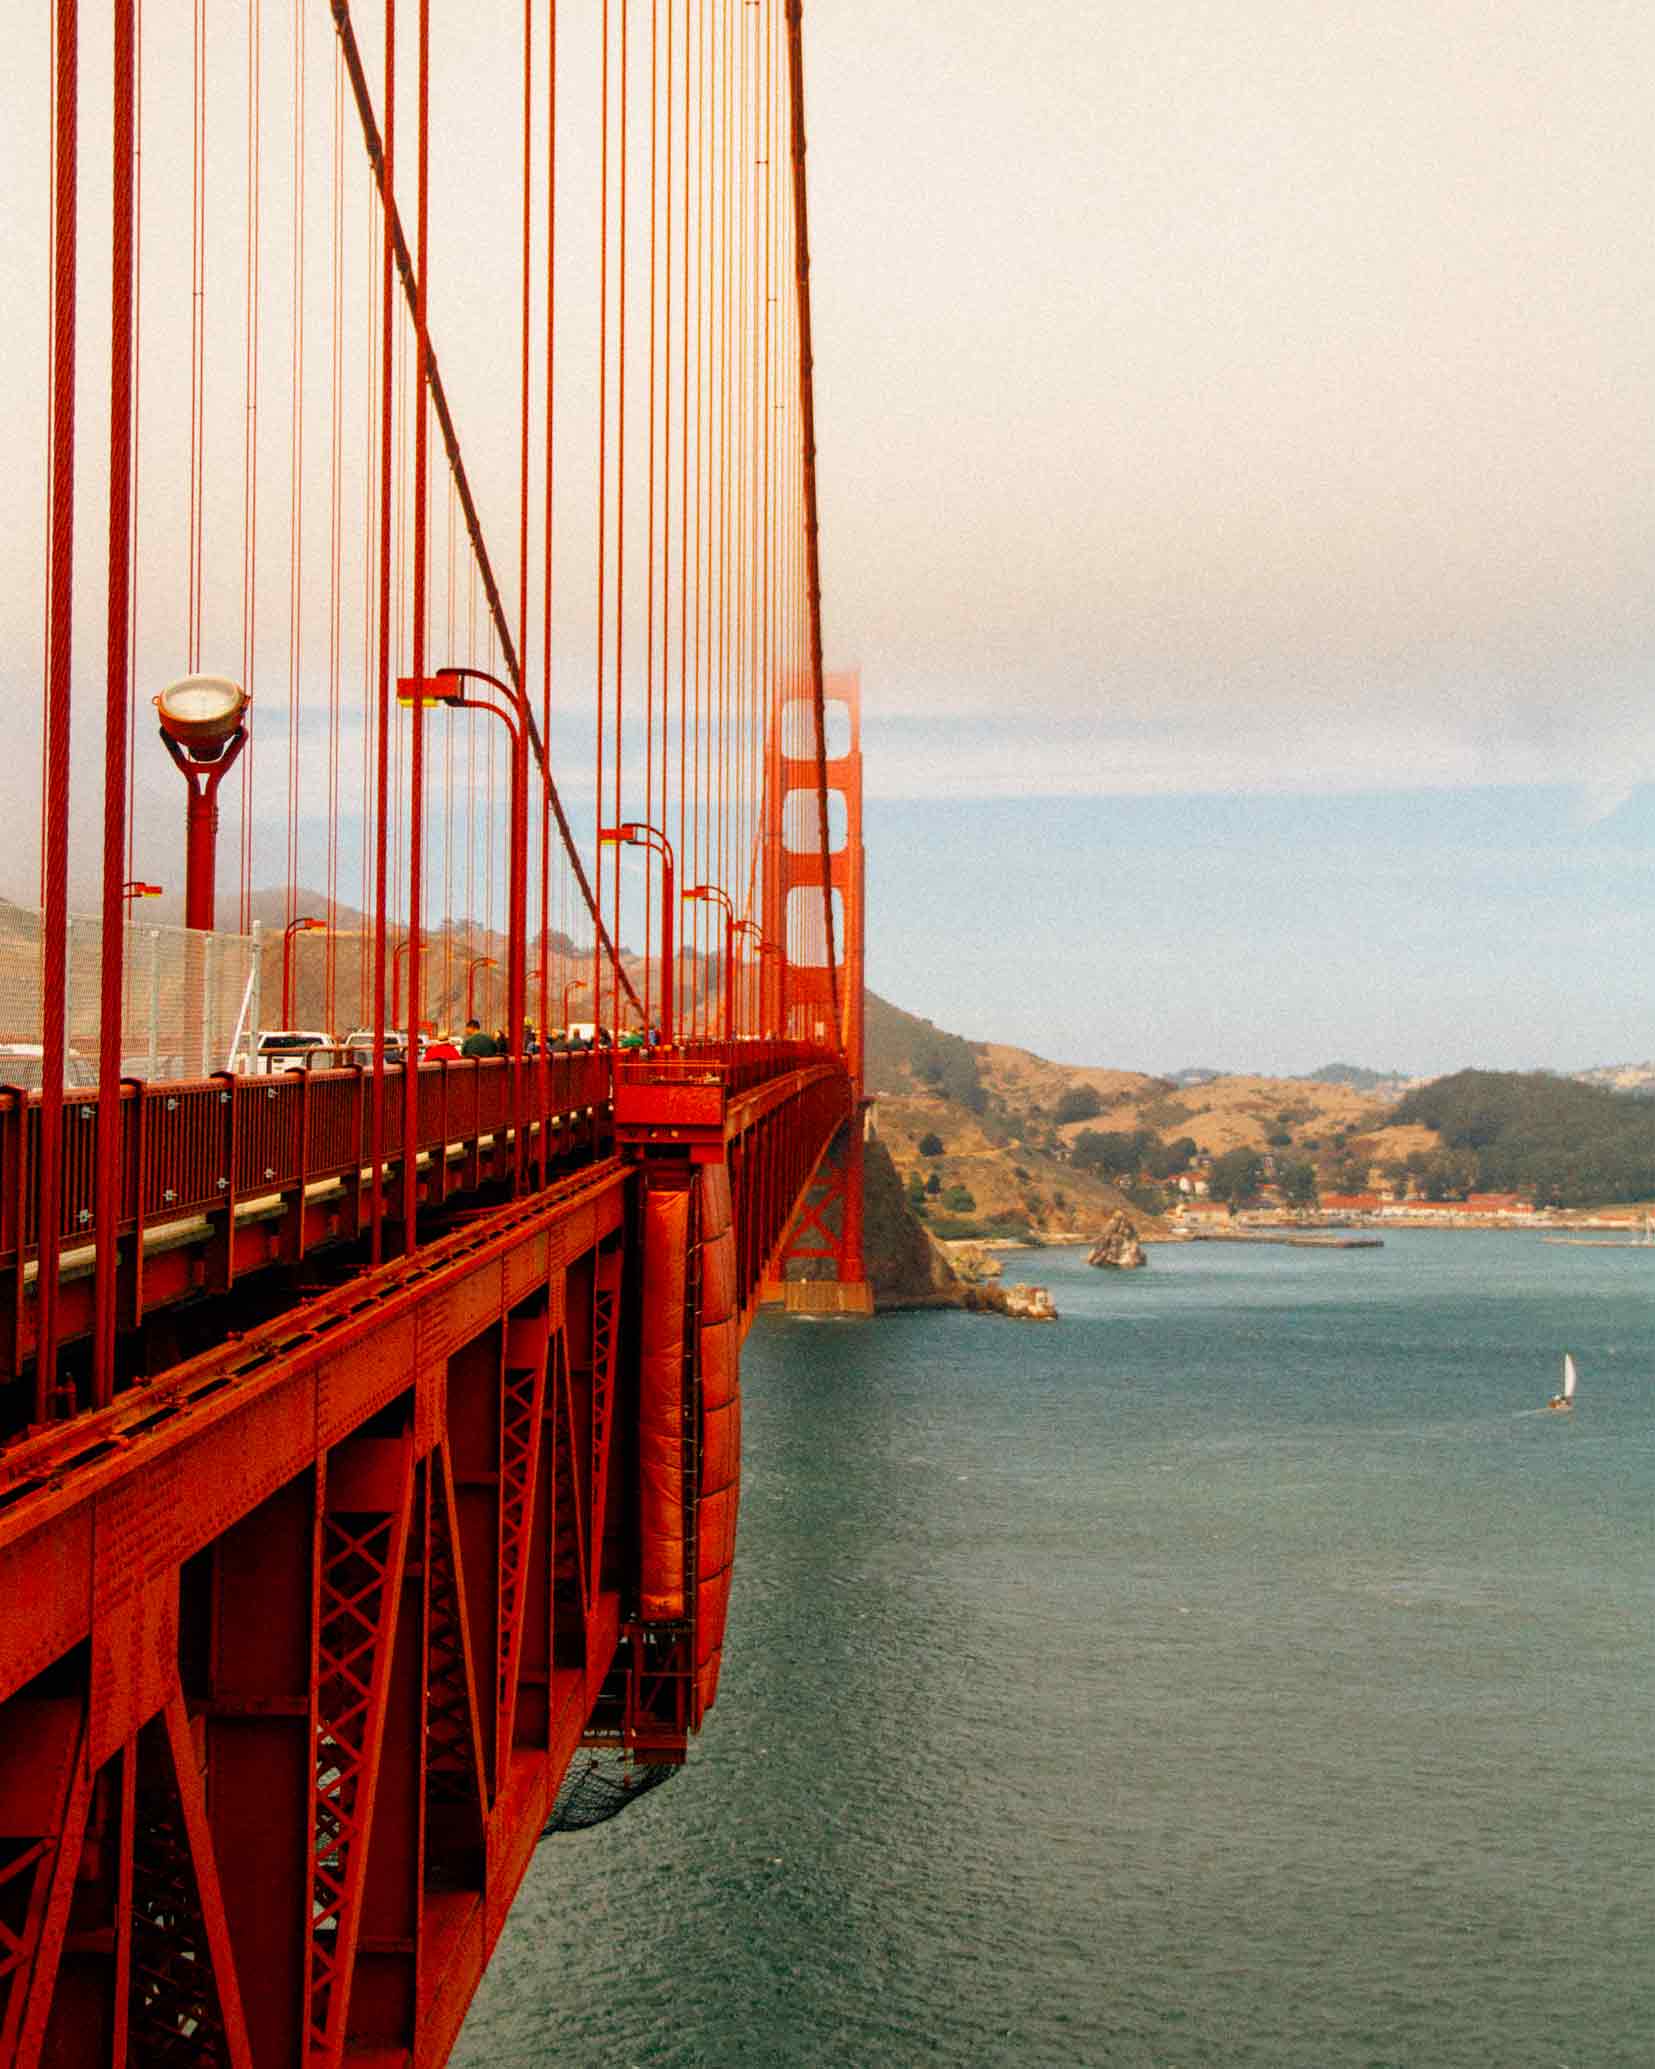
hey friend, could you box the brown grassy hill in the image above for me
[975,1043,1163,1116]
[872,1089,1169,1242]
[1084,1073,1394,1157]
[863,990,1454,1222]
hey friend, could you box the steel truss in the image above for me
[0,1055,851,2068]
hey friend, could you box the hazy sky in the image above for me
[2,4,1651,1077]
[797,1,1655,1072]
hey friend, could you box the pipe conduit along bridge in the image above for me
[1,3,866,2061]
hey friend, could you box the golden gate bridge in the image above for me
[1,3,865,2061]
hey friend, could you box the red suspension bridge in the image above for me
[1,4,866,2063]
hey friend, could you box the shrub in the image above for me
[917,1132,945,1158]
[1054,1084,1103,1125]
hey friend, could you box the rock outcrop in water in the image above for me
[961,1281,1057,1321]
[1088,1210,1147,1270]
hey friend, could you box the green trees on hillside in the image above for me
[1391,1071,1655,1206]
[1054,1084,1103,1124]
[1070,1129,1146,1176]
[1208,1148,1266,1204]
[1404,1147,1479,1200]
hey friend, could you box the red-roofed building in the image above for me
[1320,1192,1381,1213]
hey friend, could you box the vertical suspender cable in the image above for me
[239,1,261,934]
[403,0,430,1240]
[127,0,145,895]
[369,0,396,1263]
[660,0,673,1024]
[287,4,306,939]
[782,0,839,1048]
[509,0,530,1172]
[677,0,691,1042]
[326,42,345,1030]
[37,0,78,1423]
[644,0,658,1033]
[94,0,138,1409]
[541,0,558,1051]
[593,0,609,1036]
[614,1,629,1042]
[186,0,206,676]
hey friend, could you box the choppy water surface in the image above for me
[456,1233,1655,2067]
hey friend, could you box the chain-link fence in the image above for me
[0,906,261,1086]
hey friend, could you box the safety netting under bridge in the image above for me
[542,1750,680,1835]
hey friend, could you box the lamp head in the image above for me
[154,675,249,761]
[397,674,465,709]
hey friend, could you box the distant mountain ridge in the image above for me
[1575,1061,1655,1096]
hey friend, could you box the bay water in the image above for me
[455,1232,1655,2066]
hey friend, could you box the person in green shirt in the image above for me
[460,1019,497,1058]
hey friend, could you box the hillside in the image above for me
[865,994,1436,1228]
[865,992,1171,1240]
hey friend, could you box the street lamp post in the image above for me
[154,675,250,932]
[465,955,498,1024]
[732,918,774,1040]
[401,668,527,1048]
[597,823,675,1046]
[684,884,735,1041]
[281,915,328,1026]
[561,976,589,1029]
[401,670,529,1183]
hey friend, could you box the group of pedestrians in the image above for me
[422,1018,614,1060]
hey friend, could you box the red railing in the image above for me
[0,1050,613,1269]
[0,1039,850,1437]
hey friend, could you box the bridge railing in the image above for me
[659,1038,835,1097]
[0,1051,617,1259]
[0,1039,851,1433]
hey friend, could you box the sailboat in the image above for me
[1545,1352,1578,1413]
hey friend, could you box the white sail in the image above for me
[1562,1352,1578,1402]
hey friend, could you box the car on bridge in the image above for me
[251,1028,332,1072]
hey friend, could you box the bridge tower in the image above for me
[763,671,872,1314]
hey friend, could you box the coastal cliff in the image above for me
[861,1134,965,1308]
[861,1135,1058,1318]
